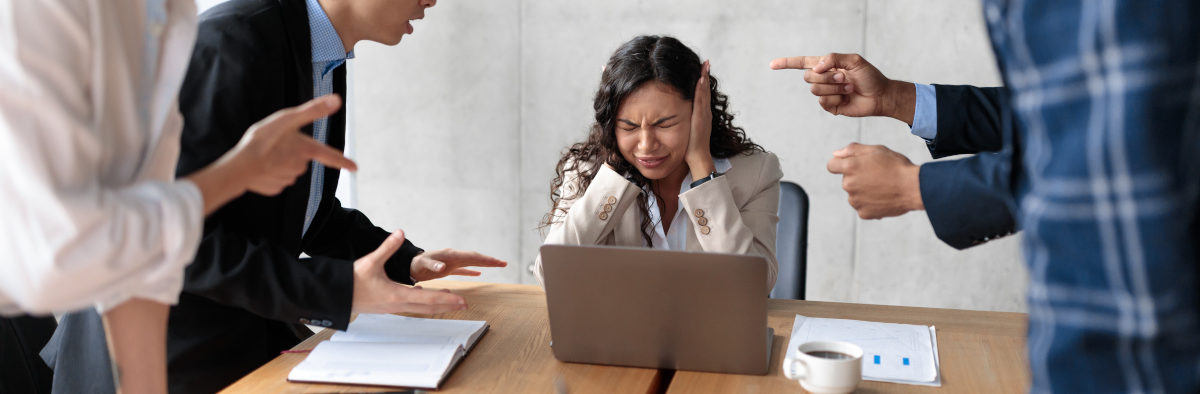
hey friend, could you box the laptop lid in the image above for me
[539,244,771,375]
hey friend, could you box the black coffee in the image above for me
[804,350,853,360]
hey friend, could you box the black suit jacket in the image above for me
[917,85,1020,249]
[168,1,422,392]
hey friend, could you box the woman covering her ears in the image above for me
[536,35,782,291]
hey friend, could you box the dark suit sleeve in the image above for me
[919,151,1019,249]
[918,84,1019,249]
[303,197,422,285]
[175,23,357,330]
[183,228,356,330]
[925,85,1007,158]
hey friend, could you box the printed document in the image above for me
[783,315,941,386]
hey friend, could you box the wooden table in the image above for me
[220,281,663,394]
[667,300,1030,393]
[222,280,1029,393]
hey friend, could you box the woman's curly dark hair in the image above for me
[541,35,763,246]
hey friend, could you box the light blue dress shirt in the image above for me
[910,83,937,140]
[301,0,354,236]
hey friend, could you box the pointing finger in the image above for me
[295,134,358,171]
[813,53,867,74]
[273,95,343,132]
[769,56,824,70]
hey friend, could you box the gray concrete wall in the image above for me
[348,0,1028,312]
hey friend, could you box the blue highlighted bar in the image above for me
[873,355,880,364]
[903,357,910,366]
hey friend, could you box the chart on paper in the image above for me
[784,315,940,385]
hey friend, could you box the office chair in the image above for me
[771,181,809,300]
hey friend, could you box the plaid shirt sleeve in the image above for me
[982,0,1200,392]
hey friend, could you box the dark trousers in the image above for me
[0,315,56,394]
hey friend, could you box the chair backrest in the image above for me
[771,181,809,300]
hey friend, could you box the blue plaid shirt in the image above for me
[983,0,1200,392]
[301,0,352,237]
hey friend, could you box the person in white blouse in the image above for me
[0,0,358,392]
[535,36,783,292]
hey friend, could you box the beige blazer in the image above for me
[536,151,783,292]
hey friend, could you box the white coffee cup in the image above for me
[782,341,863,394]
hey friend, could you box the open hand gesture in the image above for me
[410,248,508,282]
[352,230,468,315]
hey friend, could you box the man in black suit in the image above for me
[42,0,507,393]
[167,0,509,392]
[770,54,1017,249]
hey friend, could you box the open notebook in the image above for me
[288,313,489,389]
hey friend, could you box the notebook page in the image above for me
[332,314,487,348]
[288,341,461,389]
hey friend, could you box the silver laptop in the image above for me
[539,244,773,375]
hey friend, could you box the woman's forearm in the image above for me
[185,155,250,216]
[102,298,170,394]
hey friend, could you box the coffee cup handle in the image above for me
[782,358,807,380]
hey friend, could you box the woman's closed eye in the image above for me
[618,115,678,131]
[651,115,679,129]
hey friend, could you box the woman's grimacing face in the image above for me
[615,81,694,183]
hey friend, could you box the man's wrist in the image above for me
[884,80,916,125]
[906,163,924,211]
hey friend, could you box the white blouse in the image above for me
[0,0,204,315]
[644,158,733,250]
